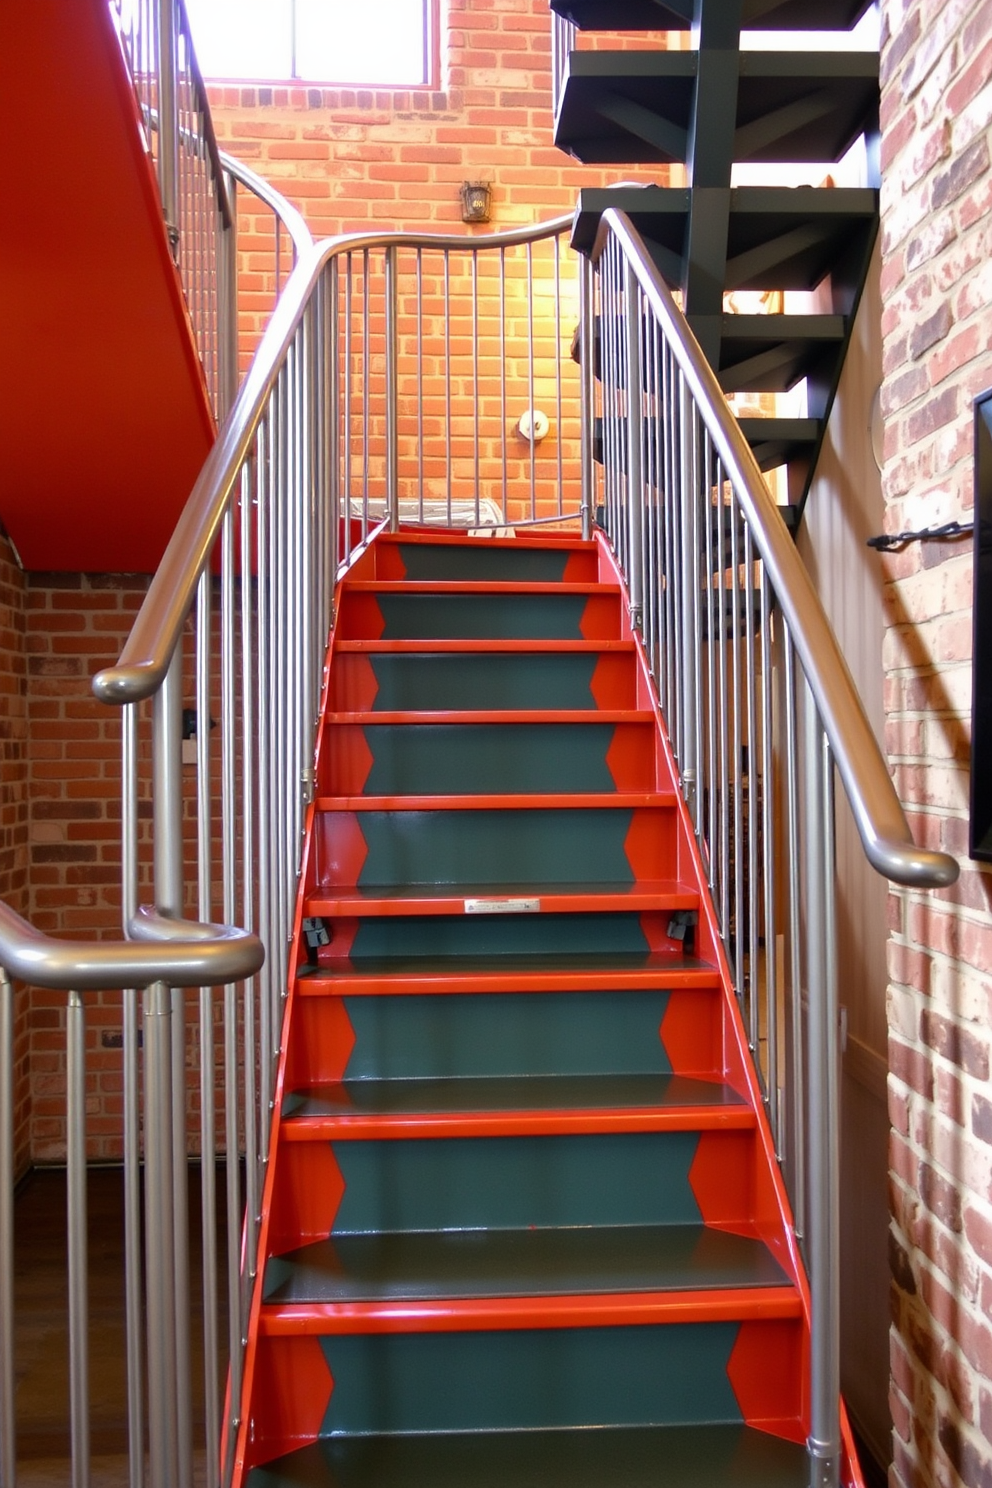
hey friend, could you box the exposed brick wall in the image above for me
[879,2,992,1484]
[207,0,671,387]
[0,531,30,1175]
[24,575,149,1161]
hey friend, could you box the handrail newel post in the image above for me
[623,260,644,632]
[804,684,841,1488]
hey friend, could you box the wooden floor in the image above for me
[13,1164,230,1485]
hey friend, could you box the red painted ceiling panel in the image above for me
[0,0,215,571]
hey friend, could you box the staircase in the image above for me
[552,0,879,519]
[233,527,858,1486]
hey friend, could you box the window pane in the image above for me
[185,0,292,80]
[295,0,427,84]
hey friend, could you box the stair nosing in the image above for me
[305,886,701,917]
[279,1105,755,1140]
[257,1285,802,1334]
[316,793,676,812]
[296,966,722,995]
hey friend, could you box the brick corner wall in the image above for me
[880,2,992,1483]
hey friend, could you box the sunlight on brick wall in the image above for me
[880,3,992,1483]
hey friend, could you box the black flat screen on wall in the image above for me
[971,390,992,861]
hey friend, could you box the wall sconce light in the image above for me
[460,181,492,224]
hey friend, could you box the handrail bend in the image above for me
[0,900,262,991]
[94,213,573,707]
[592,208,957,891]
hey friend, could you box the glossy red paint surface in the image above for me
[0,0,215,570]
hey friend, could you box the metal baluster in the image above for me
[66,989,90,1488]
[472,251,481,526]
[221,499,242,1446]
[716,458,730,944]
[704,433,717,892]
[744,522,760,1056]
[527,241,536,522]
[121,702,143,1488]
[554,237,564,519]
[416,249,425,522]
[500,246,508,524]
[0,970,14,1488]
[579,255,595,541]
[623,262,643,633]
[385,245,399,532]
[762,580,780,1152]
[730,492,744,1000]
[804,691,840,1488]
[444,252,452,525]
[784,633,805,1238]
[193,564,219,1484]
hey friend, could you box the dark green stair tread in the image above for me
[552,0,872,28]
[247,1423,807,1488]
[281,1072,742,1119]
[394,543,574,582]
[262,1223,788,1304]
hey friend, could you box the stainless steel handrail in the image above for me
[219,150,312,258]
[94,214,574,707]
[593,208,957,892]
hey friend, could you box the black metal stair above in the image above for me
[551,0,872,27]
[554,0,880,520]
[556,50,878,168]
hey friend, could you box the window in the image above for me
[184,0,433,86]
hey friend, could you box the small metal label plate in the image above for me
[464,897,540,914]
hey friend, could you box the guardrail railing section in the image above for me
[586,207,957,1488]
[326,223,581,546]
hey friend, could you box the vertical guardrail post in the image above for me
[157,0,181,258]
[579,255,595,542]
[623,260,643,631]
[66,990,91,1488]
[803,682,840,1488]
[385,245,399,533]
[0,972,14,1488]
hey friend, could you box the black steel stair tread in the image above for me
[283,1073,743,1120]
[263,1223,789,1304]
[552,0,872,29]
[246,1423,807,1488]
[571,186,877,290]
[298,948,717,980]
[737,417,820,470]
[556,51,877,167]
